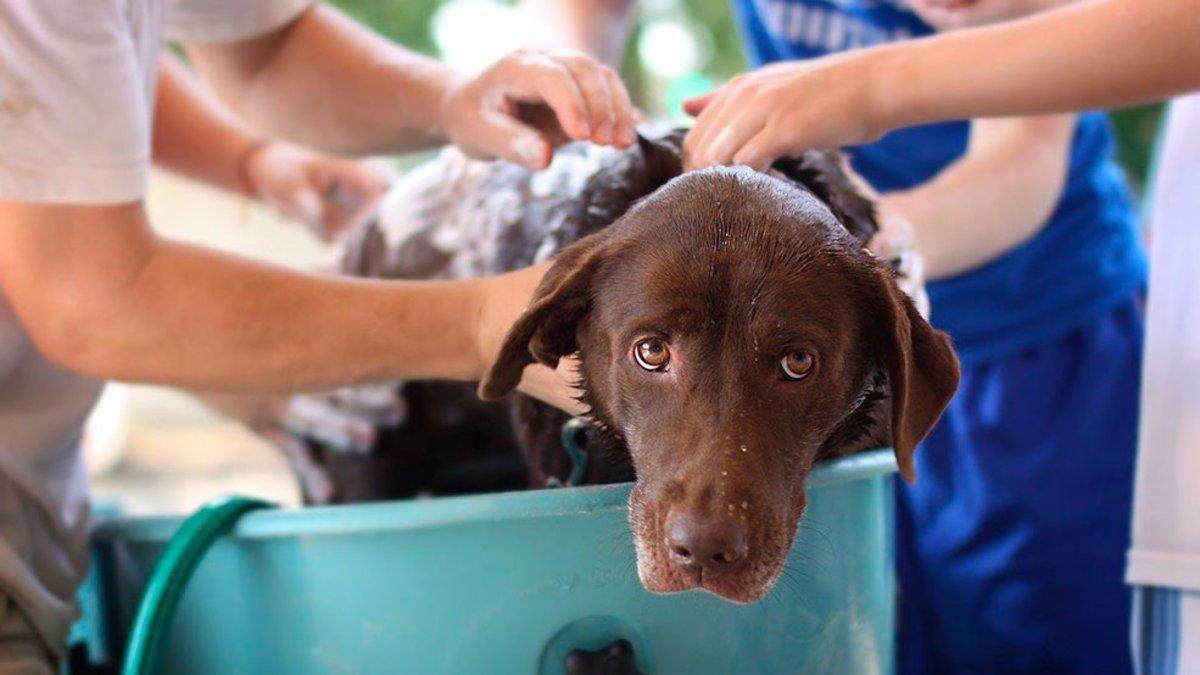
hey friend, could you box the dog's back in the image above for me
[283,130,910,503]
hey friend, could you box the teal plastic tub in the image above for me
[86,450,896,674]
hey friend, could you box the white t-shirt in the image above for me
[1127,93,1200,592]
[0,0,311,653]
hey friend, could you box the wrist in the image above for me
[468,276,496,380]
[473,263,550,380]
[432,70,468,142]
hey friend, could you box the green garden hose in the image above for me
[120,496,274,675]
[120,423,588,671]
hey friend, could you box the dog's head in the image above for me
[480,137,959,602]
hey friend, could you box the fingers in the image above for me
[248,143,387,239]
[683,68,836,171]
[698,117,767,170]
[682,92,715,117]
[330,160,388,202]
[603,67,638,147]
[539,52,635,147]
[683,80,773,170]
[313,161,388,240]
[549,51,636,147]
[682,85,733,166]
[472,110,554,170]
[444,49,640,166]
[496,50,635,149]
[277,186,323,230]
[509,53,591,141]
[557,53,618,145]
[731,128,784,172]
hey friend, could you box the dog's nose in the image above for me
[665,511,748,570]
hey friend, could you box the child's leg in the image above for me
[897,298,1143,675]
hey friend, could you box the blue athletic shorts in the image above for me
[896,297,1144,674]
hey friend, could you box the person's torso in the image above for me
[731,0,1148,363]
[1128,94,1200,591]
[0,0,176,652]
[0,294,101,651]
[0,0,314,653]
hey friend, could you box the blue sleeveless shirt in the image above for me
[732,0,1148,363]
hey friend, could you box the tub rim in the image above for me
[90,449,895,543]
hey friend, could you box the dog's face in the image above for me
[482,164,958,603]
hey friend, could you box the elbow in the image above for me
[18,291,130,382]
[1023,116,1075,183]
[1024,125,1075,224]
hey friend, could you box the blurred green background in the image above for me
[330,0,1163,195]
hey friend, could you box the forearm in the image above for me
[876,0,1200,130]
[186,5,455,156]
[83,243,487,390]
[882,114,1075,279]
[152,56,260,193]
[520,0,637,65]
[0,202,502,391]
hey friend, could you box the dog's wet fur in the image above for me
[295,131,960,603]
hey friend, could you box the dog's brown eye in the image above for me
[634,339,671,371]
[780,350,814,380]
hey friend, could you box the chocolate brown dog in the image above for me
[270,130,959,603]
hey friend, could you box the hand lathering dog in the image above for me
[264,129,960,603]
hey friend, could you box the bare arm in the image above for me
[885,0,1200,127]
[0,202,559,396]
[684,0,1200,167]
[184,5,451,156]
[154,54,387,237]
[521,0,638,65]
[882,114,1075,280]
[185,5,636,164]
[153,55,258,193]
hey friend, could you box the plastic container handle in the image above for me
[121,495,274,675]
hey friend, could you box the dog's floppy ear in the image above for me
[478,231,615,400]
[772,151,879,245]
[866,265,960,483]
[479,133,679,400]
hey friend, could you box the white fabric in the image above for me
[0,0,311,654]
[0,0,312,204]
[1127,94,1200,592]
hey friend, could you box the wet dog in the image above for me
[269,130,959,602]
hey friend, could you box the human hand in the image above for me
[909,0,1077,31]
[471,262,586,413]
[243,142,388,241]
[439,49,638,170]
[870,203,931,317]
[682,55,890,170]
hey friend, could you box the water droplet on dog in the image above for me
[741,501,748,510]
